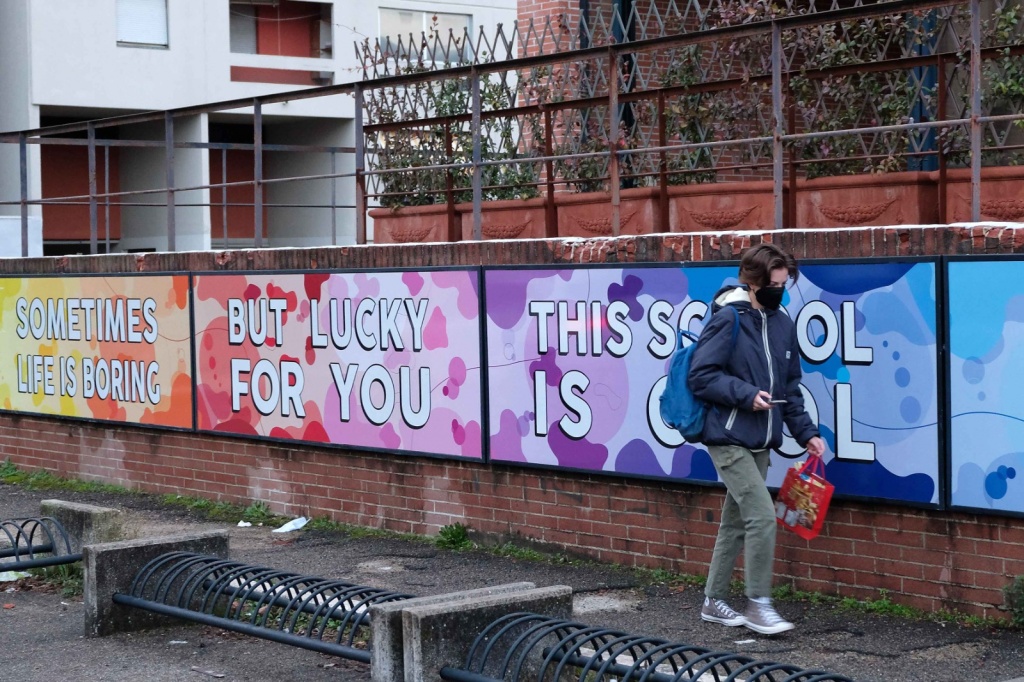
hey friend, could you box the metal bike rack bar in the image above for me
[440,612,855,681]
[0,517,81,570]
[111,552,415,662]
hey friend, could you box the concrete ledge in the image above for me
[369,582,535,682]
[402,585,573,682]
[83,531,229,637]
[40,499,126,553]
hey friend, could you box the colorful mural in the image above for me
[0,275,193,428]
[484,262,940,505]
[192,270,483,459]
[948,258,1024,514]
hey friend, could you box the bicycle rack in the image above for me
[440,612,856,682]
[111,552,416,662]
[0,517,81,570]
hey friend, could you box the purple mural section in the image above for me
[483,263,940,505]
[485,266,720,482]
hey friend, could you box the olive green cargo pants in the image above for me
[704,444,775,600]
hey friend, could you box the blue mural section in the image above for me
[948,259,1024,514]
[788,262,939,504]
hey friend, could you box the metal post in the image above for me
[608,47,621,237]
[88,122,98,254]
[19,132,28,258]
[354,85,367,245]
[330,151,337,245]
[937,56,947,224]
[657,91,668,232]
[544,109,557,238]
[254,100,264,248]
[165,112,176,252]
[444,122,457,241]
[104,145,111,253]
[222,148,228,248]
[471,70,483,241]
[786,76,797,228]
[771,21,784,230]
[969,0,981,222]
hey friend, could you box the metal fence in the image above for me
[1,0,1022,255]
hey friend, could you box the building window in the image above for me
[379,8,471,61]
[230,0,333,58]
[116,0,169,47]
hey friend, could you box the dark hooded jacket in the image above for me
[687,284,819,451]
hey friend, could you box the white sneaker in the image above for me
[700,597,746,626]
[743,598,794,635]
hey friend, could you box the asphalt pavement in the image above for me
[2,482,1023,682]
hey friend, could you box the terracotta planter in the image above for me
[555,187,659,238]
[933,166,1024,223]
[668,180,776,232]
[455,197,548,240]
[369,204,459,244]
[796,171,938,228]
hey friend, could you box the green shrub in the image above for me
[436,523,473,550]
[1005,576,1024,627]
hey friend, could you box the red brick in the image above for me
[969,570,1017,591]
[875,528,923,547]
[856,541,901,561]
[903,577,958,599]
[830,521,875,542]
[827,550,878,573]
[855,571,899,591]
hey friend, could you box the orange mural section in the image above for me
[0,275,193,428]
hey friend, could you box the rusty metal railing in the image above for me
[1,0,1023,255]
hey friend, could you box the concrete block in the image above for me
[83,530,229,637]
[40,499,126,553]
[369,582,535,682]
[402,585,573,682]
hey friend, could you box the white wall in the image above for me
[26,0,517,120]
[28,0,346,117]
[347,0,518,65]
[173,114,212,252]
[4,0,516,250]
[0,0,41,218]
[264,118,351,247]
[116,116,210,252]
[0,216,43,257]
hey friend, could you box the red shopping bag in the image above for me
[774,455,834,540]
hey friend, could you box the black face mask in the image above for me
[755,286,785,310]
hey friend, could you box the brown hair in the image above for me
[738,243,799,288]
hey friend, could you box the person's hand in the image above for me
[752,390,773,411]
[805,436,826,458]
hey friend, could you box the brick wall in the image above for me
[2,224,1024,619]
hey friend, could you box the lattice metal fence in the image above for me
[358,0,1024,235]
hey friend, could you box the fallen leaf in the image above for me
[3,604,14,609]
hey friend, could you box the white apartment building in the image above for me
[0,0,516,254]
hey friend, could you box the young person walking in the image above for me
[687,243,825,635]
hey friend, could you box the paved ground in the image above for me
[2,482,1024,682]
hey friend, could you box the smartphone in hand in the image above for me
[769,399,787,404]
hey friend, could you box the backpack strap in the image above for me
[680,305,740,351]
[727,306,740,349]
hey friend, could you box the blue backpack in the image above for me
[659,307,739,442]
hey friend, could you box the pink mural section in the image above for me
[192,270,483,459]
[0,275,193,428]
